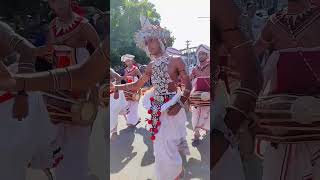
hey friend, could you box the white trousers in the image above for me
[126,101,139,125]
[191,106,210,131]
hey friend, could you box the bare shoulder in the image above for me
[171,55,184,64]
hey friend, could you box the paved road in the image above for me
[110,103,210,180]
[26,101,210,180]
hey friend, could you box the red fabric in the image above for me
[56,56,71,68]
[274,51,320,95]
[194,77,210,92]
[0,92,14,103]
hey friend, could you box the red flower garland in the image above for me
[147,95,171,141]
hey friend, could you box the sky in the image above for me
[147,0,210,50]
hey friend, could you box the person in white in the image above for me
[189,44,210,142]
[121,54,141,127]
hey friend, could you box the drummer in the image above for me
[254,0,320,179]
[121,54,142,127]
[190,44,210,143]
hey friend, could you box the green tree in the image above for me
[110,0,175,67]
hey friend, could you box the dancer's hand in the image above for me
[12,93,29,121]
[167,103,181,116]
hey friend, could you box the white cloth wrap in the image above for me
[0,92,56,180]
[153,106,188,180]
[110,90,128,133]
[142,89,182,113]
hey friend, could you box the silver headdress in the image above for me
[134,15,170,55]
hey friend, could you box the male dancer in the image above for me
[41,0,100,179]
[121,54,141,127]
[112,20,192,180]
[254,0,320,179]
[190,44,210,142]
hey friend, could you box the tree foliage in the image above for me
[110,0,175,67]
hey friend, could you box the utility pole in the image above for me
[186,40,191,68]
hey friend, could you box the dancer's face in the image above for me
[124,59,133,67]
[145,38,161,56]
[198,51,208,62]
[48,0,71,17]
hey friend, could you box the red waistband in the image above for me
[0,92,14,103]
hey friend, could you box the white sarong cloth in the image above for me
[191,106,210,131]
[142,89,188,179]
[54,125,91,180]
[0,92,55,180]
[88,106,108,180]
[110,90,128,133]
[153,109,188,180]
[125,76,140,126]
[125,100,140,125]
[262,142,320,180]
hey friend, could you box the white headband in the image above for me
[121,54,135,62]
[196,44,210,65]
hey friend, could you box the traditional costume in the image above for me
[254,5,320,180]
[190,44,210,140]
[45,11,98,180]
[121,54,141,126]
[134,16,189,180]
[108,68,129,134]
[0,63,56,180]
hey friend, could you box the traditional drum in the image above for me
[189,77,210,107]
[124,75,141,101]
[43,45,98,126]
[254,94,320,143]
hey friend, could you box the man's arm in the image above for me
[10,39,109,91]
[114,63,152,92]
[215,0,262,134]
[175,57,192,103]
[110,68,122,84]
